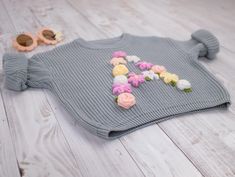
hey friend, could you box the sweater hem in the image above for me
[96,97,230,139]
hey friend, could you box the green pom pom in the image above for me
[114,96,118,102]
[170,81,176,87]
[145,76,152,81]
[184,88,192,93]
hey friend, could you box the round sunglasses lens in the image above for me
[16,34,33,47]
[42,30,55,40]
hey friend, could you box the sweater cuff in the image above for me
[191,29,220,59]
[3,53,28,91]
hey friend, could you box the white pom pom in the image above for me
[113,75,128,84]
[126,55,141,63]
[176,79,191,90]
[142,70,159,80]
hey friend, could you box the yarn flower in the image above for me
[162,73,179,86]
[177,80,192,92]
[135,61,153,70]
[112,51,127,58]
[116,93,136,109]
[167,74,179,86]
[128,72,145,87]
[126,55,141,63]
[151,65,166,74]
[159,72,173,80]
[112,83,132,96]
[110,57,127,66]
[113,75,128,85]
[112,64,129,77]
[142,70,159,81]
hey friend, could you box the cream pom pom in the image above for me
[126,55,141,63]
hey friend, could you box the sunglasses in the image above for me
[13,27,63,52]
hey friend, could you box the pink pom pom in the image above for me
[135,61,153,70]
[112,51,127,58]
[112,83,132,95]
[128,73,145,87]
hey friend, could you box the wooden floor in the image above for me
[0,0,235,177]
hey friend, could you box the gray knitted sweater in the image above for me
[3,29,230,139]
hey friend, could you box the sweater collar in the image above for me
[76,33,131,49]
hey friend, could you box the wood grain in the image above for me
[0,2,23,177]
[1,88,83,177]
[0,87,20,177]
[120,125,203,177]
[0,1,83,176]
[1,0,235,177]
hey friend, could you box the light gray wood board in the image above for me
[1,89,83,177]
[0,1,23,177]
[0,89,20,177]
[124,0,235,52]
[1,0,83,176]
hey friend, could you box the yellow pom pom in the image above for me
[164,76,172,84]
[171,74,179,83]
[112,64,129,77]
[162,73,179,84]
[160,72,170,79]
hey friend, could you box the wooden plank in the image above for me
[120,125,203,177]
[0,89,20,177]
[66,0,235,177]
[159,110,235,177]
[1,89,83,177]
[0,92,21,177]
[0,2,22,177]
[1,0,145,176]
[0,1,83,176]
[125,0,235,51]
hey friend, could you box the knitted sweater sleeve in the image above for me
[2,29,220,92]
[2,53,52,91]
[173,29,220,59]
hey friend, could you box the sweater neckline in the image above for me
[76,33,131,49]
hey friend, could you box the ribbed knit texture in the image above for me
[2,29,230,139]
